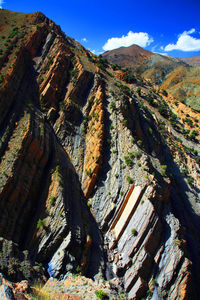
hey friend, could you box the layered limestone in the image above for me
[0,9,200,300]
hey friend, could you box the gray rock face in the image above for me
[0,285,15,300]
[0,10,200,300]
[0,238,46,283]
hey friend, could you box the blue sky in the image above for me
[1,0,200,58]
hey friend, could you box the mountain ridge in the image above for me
[0,9,200,300]
[103,44,200,111]
[181,56,200,67]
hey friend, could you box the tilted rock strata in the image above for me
[0,9,200,300]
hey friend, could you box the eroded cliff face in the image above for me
[0,9,200,300]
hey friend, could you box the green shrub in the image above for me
[187,177,194,185]
[85,168,92,177]
[174,239,182,246]
[183,117,193,127]
[70,67,79,82]
[124,72,136,84]
[97,56,108,71]
[161,89,168,96]
[148,127,153,135]
[26,103,33,109]
[131,137,135,143]
[95,290,108,299]
[119,84,131,96]
[122,120,128,126]
[169,112,178,127]
[131,228,138,236]
[124,155,133,167]
[111,63,121,70]
[161,165,167,176]
[136,87,141,96]
[110,101,116,111]
[56,165,62,181]
[127,176,133,184]
[0,74,4,84]
[87,199,92,207]
[48,56,53,65]
[50,195,56,206]
[36,218,45,229]
[193,149,198,155]
[75,265,81,273]
[151,279,157,286]
[133,151,141,159]
[137,140,143,147]
[190,130,198,140]
[181,168,188,176]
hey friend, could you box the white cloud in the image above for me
[81,38,88,43]
[164,28,200,52]
[183,28,195,35]
[154,52,169,56]
[0,0,5,9]
[103,30,153,51]
[89,49,103,55]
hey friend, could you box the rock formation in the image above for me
[103,44,200,111]
[0,9,200,299]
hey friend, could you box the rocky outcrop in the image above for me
[0,9,200,300]
[39,275,121,299]
[0,10,104,285]
[0,238,46,283]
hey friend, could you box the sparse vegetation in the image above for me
[87,199,92,207]
[133,151,141,159]
[136,87,141,96]
[174,239,182,246]
[110,101,116,111]
[85,168,92,177]
[181,168,188,176]
[122,120,128,126]
[187,177,194,185]
[1,12,200,298]
[36,218,45,229]
[127,176,134,184]
[0,75,4,85]
[148,127,153,135]
[161,89,168,96]
[56,165,62,182]
[95,290,108,300]
[97,55,108,71]
[70,67,79,85]
[161,165,167,177]
[131,228,138,236]
[50,195,56,206]
[75,265,81,273]
[124,71,136,84]
[124,155,133,167]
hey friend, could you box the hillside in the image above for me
[102,44,186,84]
[0,9,200,300]
[161,66,200,111]
[181,56,200,67]
[102,44,153,69]
[103,45,200,111]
